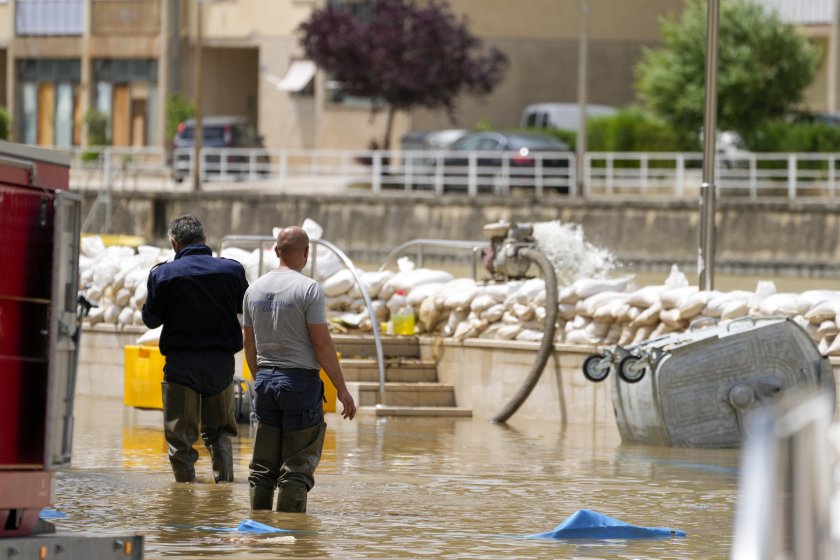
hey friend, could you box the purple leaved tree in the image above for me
[299,0,508,150]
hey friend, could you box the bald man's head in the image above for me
[275,226,310,270]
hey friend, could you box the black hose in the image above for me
[491,247,558,423]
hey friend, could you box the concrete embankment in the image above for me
[81,190,840,276]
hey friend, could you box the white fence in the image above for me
[57,146,840,200]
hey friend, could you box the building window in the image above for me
[327,0,371,19]
[93,58,159,146]
[16,0,84,36]
[16,59,81,146]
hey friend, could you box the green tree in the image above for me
[635,0,819,137]
[165,94,195,142]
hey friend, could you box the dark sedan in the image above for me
[442,131,573,194]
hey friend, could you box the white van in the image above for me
[520,103,617,132]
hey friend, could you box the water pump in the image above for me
[482,220,537,280]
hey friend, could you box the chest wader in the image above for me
[162,382,237,483]
[249,421,327,512]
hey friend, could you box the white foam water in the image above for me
[532,220,618,285]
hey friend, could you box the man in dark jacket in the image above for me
[142,215,248,483]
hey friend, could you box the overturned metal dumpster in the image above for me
[582,317,836,448]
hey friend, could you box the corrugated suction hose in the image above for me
[491,247,558,423]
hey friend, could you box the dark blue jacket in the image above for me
[142,244,248,358]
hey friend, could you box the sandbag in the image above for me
[322,269,357,297]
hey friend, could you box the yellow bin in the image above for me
[124,345,166,409]
[243,355,338,413]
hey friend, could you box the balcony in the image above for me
[91,0,161,36]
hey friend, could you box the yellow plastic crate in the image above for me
[124,345,166,409]
[242,355,338,413]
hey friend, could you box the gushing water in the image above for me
[532,220,617,285]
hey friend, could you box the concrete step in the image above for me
[357,405,473,418]
[347,381,457,407]
[333,334,420,359]
[341,358,438,383]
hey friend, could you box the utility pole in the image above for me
[698,0,720,290]
[192,0,204,193]
[576,0,590,197]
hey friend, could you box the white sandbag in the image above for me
[418,296,445,332]
[557,303,577,320]
[245,248,280,283]
[454,317,487,340]
[133,309,144,325]
[496,324,523,340]
[86,285,102,304]
[797,290,840,315]
[565,329,601,346]
[660,286,698,310]
[664,264,689,288]
[511,303,534,321]
[627,285,664,309]
[586,321,611,338]
[136,326,162,345]
[115,288,132,307]
[679,290,717,319]
[618,325,636,346]
[630,302,662,328]
[81,235,107,258]
[123,266,150,292]
[534,306,546,323]
[117,307,134,325]
[604,324,622,345]
[483,283,514,303]
[86,306,105,325]
[632,325,655,344]
[134,282,147,305]
[749,280,777,314]
[720,299,749,320]
[705,291,752,318]
[470,294,498,313]
[442,280,480,310]
[617,305,640,324]
[326,294,354,311]
[805,299,840,324]
[515,329,544,342]
[220,247,253,266]
[580,292,630,317]
[480,304,505,323]
[103,304,121,324]
[757,293,799,317]
[558,285,579,305]
[350,298,367,313]
[381,269,456,301]
[502,311,520,325]
[573,275,634,299]
[533,289,547,307]
[819,336,830,355]
[593,299,629,322]
[405,282,445,307]
[322,269,357,297]
[480,323,504,339]
[514,278,546,304]
[825,334,840,356]
[92,259,120,289]
[817,320,838,338]
[349,270,394,299]
[444,309,468,337]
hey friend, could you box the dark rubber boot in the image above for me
[248,422,283,510]
[162,382,200,483]
[201,383,238,483]
[276,422,327,513]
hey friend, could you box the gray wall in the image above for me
[83,192,840,276]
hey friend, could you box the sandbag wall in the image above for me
[78,236,840,357]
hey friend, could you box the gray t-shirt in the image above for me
[242,269,327,371]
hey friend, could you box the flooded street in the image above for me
[52,396,740,559]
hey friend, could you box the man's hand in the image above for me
[336,388,356,420]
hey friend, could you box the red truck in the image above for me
[0,141,143,558]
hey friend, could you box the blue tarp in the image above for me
[193,519,296,534]
[526,509,686,540]
[39,509,67,520]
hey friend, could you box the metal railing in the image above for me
[54,145,840,200]
[377,239,489,280]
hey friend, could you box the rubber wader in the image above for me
[276,421,327,513]
[249,422,283,510]
[162,382,200,483]
[201,383,238,483]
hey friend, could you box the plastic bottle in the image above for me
[388,289,415,335]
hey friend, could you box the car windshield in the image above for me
[507,133,567,150]
[178,126,227,142]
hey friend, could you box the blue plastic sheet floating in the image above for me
[39,509,67,520]
[193,520,295,534]
[526,509,686,540]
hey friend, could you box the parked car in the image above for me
[520,103,617,132]
[441,130,573,193]
[172,116,267,182]
[399,129,469,151]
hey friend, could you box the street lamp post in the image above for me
[698,0,720,291]
[577,0,590,197]
[192,0,205,193]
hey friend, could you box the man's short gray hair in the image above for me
[168,215,205,246]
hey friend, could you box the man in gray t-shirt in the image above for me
[243,225,356,513]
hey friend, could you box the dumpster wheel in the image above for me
[618,355,647,383]
[582,354,611,382]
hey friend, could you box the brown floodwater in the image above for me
[51,396,741,559]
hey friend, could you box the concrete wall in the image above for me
[81,192,840,276]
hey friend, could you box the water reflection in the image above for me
[53,397,739,558]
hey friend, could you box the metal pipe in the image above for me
[377,239,487,278]
[576,0,590,197]
[698,0,720,290]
